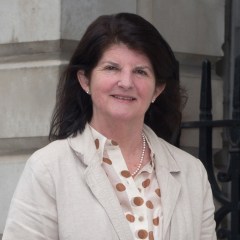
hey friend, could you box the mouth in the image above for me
[111,95,136,101]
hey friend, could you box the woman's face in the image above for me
[78,43,165,126]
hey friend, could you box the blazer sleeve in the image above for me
[2,153,58,240]
[199,161,217,240]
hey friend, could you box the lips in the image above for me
[111,95,136,101]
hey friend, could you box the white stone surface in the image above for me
[0,56,67,138]
[153,0,225,56]
[0,153,29,233]
[61,0,136,40]
[0,0,61,44]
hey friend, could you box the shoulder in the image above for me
[26,138,73,173]
[159,138,205,175]
[31,139,70,160]
[159,137,198,164]
[144,125,206,176]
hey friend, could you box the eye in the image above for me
[134,69,148,76]
[104,65,118,71]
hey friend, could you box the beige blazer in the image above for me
[3,125,216,240]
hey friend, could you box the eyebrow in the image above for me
[100,61,153,73]
[100,61,120,67]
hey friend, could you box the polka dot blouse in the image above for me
[90,126,163,240]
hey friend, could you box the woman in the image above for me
[3,13,216,240]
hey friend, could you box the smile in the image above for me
[111,95,136,101]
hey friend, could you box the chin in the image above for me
[110,112,141,122]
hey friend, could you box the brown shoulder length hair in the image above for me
[49,12,185,143]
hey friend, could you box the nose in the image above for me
[117,70,133,89]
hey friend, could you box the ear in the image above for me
[77,70,90,93]
[152,83,166,102]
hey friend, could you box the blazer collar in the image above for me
[68,124,181,171]
[143,125,180,173]
[67,124,97,166]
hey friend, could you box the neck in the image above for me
[90,116,144,148]
[89,116,149,175]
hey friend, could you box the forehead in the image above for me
[99,43,152,66]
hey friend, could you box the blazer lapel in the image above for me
[68,126,133,240]
[144,125,181,240]
[155,166,181,239]
[84,155,133,240]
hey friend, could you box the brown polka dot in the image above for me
[116,183,126,192]
[126,214,135,222]
[111,140,118,146]
[137,229,148,239]
[146,200,154,209]
[153,217,159,226]
[133,197,144,206]
[121,170,131,178]
[103,157,112,165]
[155,188,161,197]
[94,139,99,149]
[142,178,150,188]
[149,231,154,240]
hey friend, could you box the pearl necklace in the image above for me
[131,133,146,176]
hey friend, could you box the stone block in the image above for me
[0,53,68,138]
[0,0,61,44]
[153,0,225,56]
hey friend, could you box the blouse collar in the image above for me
[88,124,155,175]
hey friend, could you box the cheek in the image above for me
[90,83,110,104]
[90,74,115,90]
[139,82,156,97]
